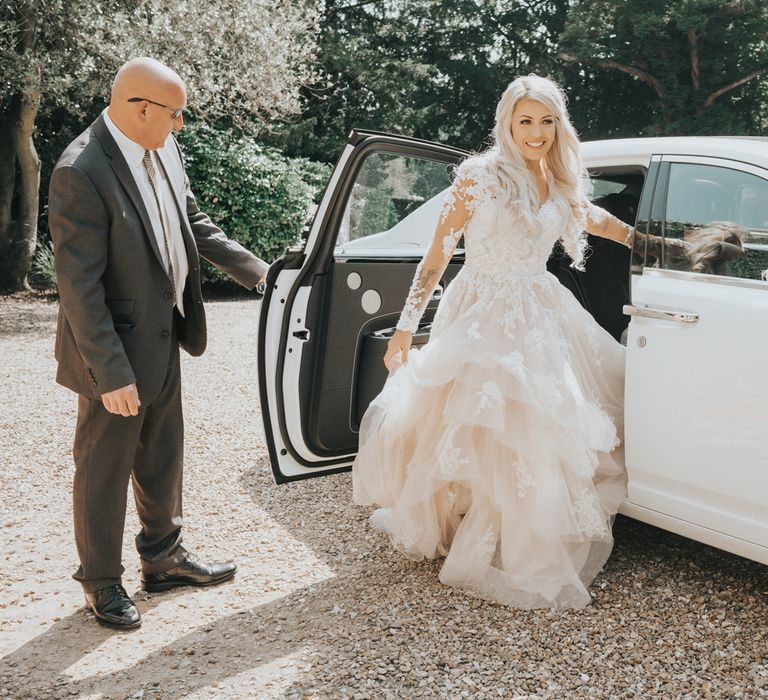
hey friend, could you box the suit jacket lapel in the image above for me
[91,115,167,273]
[154,149,198,265]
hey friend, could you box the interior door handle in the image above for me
[623,304,699,324]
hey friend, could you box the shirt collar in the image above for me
[102,108,175,168]
[103,108,148,169]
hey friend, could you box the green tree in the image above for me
[559,0,768,135]
[0,0,318,292]
[177,123,330,286]
[271,0,569,162]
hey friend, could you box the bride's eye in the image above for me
[520,119,531,125]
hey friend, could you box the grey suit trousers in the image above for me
[72,322,187,593]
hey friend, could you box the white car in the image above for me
[258,131,768,567]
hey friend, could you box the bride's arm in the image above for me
[383,176,478,368]
[583,200,635,248]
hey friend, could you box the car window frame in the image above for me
[652,154,768,291]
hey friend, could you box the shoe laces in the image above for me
[184,553,202,568]
[106,583,129,597]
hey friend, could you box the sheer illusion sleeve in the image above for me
[583,199,635,248]
[395,172,484,333]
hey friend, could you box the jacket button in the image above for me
[163,291,172,300]
[161,330,170,338]
[192,266,198,272]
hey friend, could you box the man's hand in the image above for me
[101,383,141,417]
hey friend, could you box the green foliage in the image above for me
[267,0,570,161]
[0,0,319,132]
[177,122,330,287]
[31,238,56,289]
[559,0,768,136]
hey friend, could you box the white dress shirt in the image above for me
[103,109,189,316]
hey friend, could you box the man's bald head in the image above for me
[108,57,186,150]
[111,57,185,102]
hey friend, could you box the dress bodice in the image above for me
[457,156,566,279]
[395,151,594,334]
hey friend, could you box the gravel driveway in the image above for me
[0,295,766,700]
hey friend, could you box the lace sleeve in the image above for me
[395,169,484,333]
[584,200,635,248]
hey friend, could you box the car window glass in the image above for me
[587,173,643,228]
[335,152,453,254]
[658,163,768,283]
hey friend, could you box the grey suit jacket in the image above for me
[49,114,269,402]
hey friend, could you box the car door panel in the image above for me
[259,131,468,483]
[623,154,768,555]
[299,258,463,456]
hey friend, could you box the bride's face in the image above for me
[510,98,556,163]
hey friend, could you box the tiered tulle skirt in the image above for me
[352,268,627,608]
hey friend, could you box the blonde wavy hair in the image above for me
[483,74,589,269]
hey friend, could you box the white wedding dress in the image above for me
[352,152,627,609]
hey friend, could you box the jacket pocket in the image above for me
[105,298,135,318]
[105,299,136,332]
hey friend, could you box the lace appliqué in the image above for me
[395,160,491,334]
[395,517,419,549]
[500,307,523,338]
[514,461,536,499]
[475,524,497,562]
[586,200,634,248]
[466,322,482,340]
[573,487,608,538]
[441,226,462,260]
[501,351,526,379]
[438,427,470,477]
[475,381,504,414]
[396,259,429,334]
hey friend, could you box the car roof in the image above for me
[581,136,768,170]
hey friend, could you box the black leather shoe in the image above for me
[85,584,141,630]
[142,554,237,592]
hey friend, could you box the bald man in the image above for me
[49,57,269,629]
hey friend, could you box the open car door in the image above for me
[258,130,467,482]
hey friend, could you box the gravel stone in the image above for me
[1,295,767,699]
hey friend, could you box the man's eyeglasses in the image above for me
[127,97,184,120]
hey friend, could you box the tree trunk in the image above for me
[0,112,16,286]
[8,92,41,291]
[1,0,41,292]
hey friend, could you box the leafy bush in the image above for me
[31,238,56,289]
[177,122,331,288]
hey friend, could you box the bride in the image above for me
[352,74,635,609]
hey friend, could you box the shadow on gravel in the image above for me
[231,456,768,697]
[4,456,766,699]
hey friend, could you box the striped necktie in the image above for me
[142,150,177,301]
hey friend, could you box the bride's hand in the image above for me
[384,329,414,370]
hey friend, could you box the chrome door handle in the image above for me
[431,284,443,301]
[623,304,699,324]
